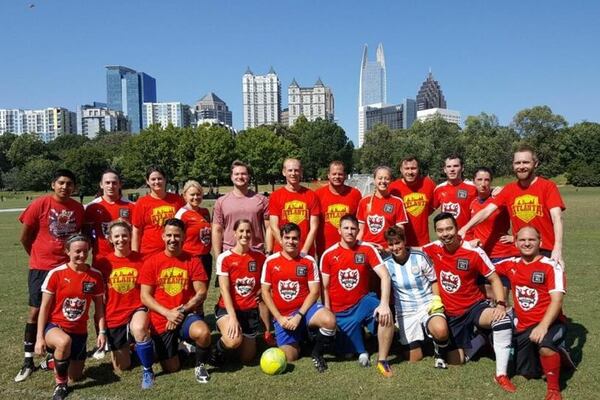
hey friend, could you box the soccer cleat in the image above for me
[52,383,68,400]
[263,331,276,347]
[494,375,517,393]
[358,352,370,367]
[434,357,448,369]
[312,355,328,373]
[40,354,55,371]
[544,389,562,400]
[376,360,393,378]
[141,369,154,390]
[194,363,210,383]
[14,363,34,382]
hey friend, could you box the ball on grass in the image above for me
[260,347,287,375]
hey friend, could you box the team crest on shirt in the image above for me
[82,281,96,294]
[532,272,545,284]
[511,194,543,223]
[100,222,110,238]
[326,203,350,228]
[62,297,86,321]
[339,268,360,290]
[235,277,255,297]
[440,271,461,293]
[403,193,427,217]
[411,264,420,275]
[158,267,188,296]
[150,205,175,227]
[283,200,308,224]
[383,203,394,213]
[48,209,77,239]
[119,208,130,219]
[248,261,257,272]
[457,259,469,271]
[199,227,211,245]
[354,253,365,264]
[278,280,300,301]
[457,189,468,199]
[367,214,385,234]
[516,285,538,311]
[109,267,137,294]
[442,202,460,218]
[296,266,307,277]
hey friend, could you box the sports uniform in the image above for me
[175,206,212,279]
[315,185,362,255]
[433,180,477,229]
[356,194,408,248]
[84,197,134,262]
[470,196,517,261]
[389,176,436,246]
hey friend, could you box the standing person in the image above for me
[132,166,184,259]
[16,169,85,382]
[315,161,362,256]
[35,235,105,400]
[389,156,436,246]
[139,219,211,383]
[261,223,336,372]
[320,215,395,377]
[269,158,320,256]
[94,221,154,389]
[459,145,566,267]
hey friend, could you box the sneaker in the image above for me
[544,389,562,400]
[434,357,448,369]
[40,354,55,371]
[14,363,34,382]
[195,363,210,383]
[141,369,154,390]
[376,360,393,378]
[263,331,276,347]
[358,352,370,367]
[557,346,577,371]
[52,383,68,400]
[494,375,517,393]
[312,355,328,373]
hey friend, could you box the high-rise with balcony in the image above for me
[0,107,75,142]
[287,78,334,126]
[358,43,387,146]
[142,102,191,129]
[242,67,281,129]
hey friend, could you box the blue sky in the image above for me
[1,0,599,145]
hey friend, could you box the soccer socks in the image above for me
[491,316,512,376]
[195,345,210,366]
[540,352,561,391]
[312,328,335,357]
[23,323,36,365]
[433,338,449,360]
[54,357,70,385]
[135,339,154,371]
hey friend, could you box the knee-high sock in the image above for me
[433,338,449,360]
[312,328,335,357]
[54,357,70,385]
[195,344,209,365]
[540,352,561,392]
[491,316,512,376]
[135,339,154,371]
[24,323,37,363]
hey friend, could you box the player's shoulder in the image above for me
[389,194,405,203]
[321,243,341,258]
[408,247,429,260]
[216,249,233,263]
[356,240,380,254]
[462,179,477,188]
[264,251,283,264]
[174,206,189,220]
[423,240,443,251]
[434,181,450,191]
[538,256,563,273]
[85,196,103,209]
[302,254,318,265]
[88,265,104,279]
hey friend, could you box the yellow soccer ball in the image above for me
[260,347,287,375]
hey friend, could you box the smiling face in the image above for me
[66,240,90,267]
[108,225,131,253]
[434,217,460,248]
[374,167,392,194]
[513,150,537,182]
[100,172,122,200]
[146,171,166,194]
[162,225,184,255]
[516,226,541,258]
[387,237,408,261]
[52,176,75,200]
[231,165,250,189]
[400,160,419,183]
[328,164,346,188]
[443,158,463,182]
[339,218,359,245]
[281,229,300,257]
[283,159,302,186]
[234,221,253,247]
[184,185,203,208]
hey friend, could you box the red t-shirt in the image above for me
[315,185,362,255]
[433,180,478,229]
[268,186,321,253]
[216,249,266,311]
[389,177,436,246]
[175,206,211,256]
[495,256,566,332]
[470,196,518,259]
[19,195,85,271]
[84,197,135,262]
[356,194,408,247]
[94,252,144,328]
[320,242,383,312]
[491,177,565,251]
[138,251,207,334]
[41,264,104,334]
[423,241,495,317]
[132,193,185,257]
[261,252,319,317]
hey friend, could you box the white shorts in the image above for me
[396,307,444,346]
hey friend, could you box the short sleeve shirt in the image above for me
[356,194,408,247]
[84,197,135,261]
[216,249,266,310]
[433,180,478,229]
[175,206,211,256]
[315,185,362,255]
[470,196,518,259]
[389,176,436,246]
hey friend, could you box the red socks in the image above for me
[540,352,561,391]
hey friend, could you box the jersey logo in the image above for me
[532,271,545,284]
[119,208,130,219]
[283,200,308,224]
[100,222,110,238]
[296,266,307,277]
[48,209,77,239]
[354,253,365,264]
[457,259,469,271]
[511,194,543,223]
[411,264,420,275]
[403,192,427,217]
[109,267,138,294]
[367,214,385,234]
[150,205,176,227]
[235,277,255,297]
[62,297,86,321]
[338,268,360,290]
[199,226,211,245]
[82,281,96,294]
[457,189,468,199]
[440,270,461,293]
[248,261,257,272]
[516,285,538,311]
[326,203,350,228]
[383,203,394,213]
[158,267,189,296]
[278,279,300,301]
[441,202,460,218]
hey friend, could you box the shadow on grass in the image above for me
[72,362,120,391]
[561,318,587,389]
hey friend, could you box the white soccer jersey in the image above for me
[384,249,436,315]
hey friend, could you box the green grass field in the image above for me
[0,186,598,399]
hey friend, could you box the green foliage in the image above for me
[63,145,112,195]
[562,122,600,186]
[17,159,60,191]
[185,124,237,187]
[358,124,397,173]
[7,133,48,168]
[0,132,17,173]
[47,134,90,159]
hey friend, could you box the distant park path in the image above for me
[0,208,24,213]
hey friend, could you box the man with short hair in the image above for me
[320,215,394,377]
[15,169,85,382]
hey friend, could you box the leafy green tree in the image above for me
[47,134,90,159]
[7,133,48,168]
[358,124,397,173]
[18,159,60,191]
[63,145,112,195]
[561,122,600,186]
[0,132,17,172]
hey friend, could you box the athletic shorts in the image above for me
[273,302,324,347]
[106,307,148,351]
[335,293,379,354]
[447,300,490,349]
[44,323,87,361]
[153,313,204,361]
[514,322,567,378]
[397,306,445,347]
[215,305,260,338]
[28,269,49,307]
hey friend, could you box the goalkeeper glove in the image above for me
[429,295,445,315]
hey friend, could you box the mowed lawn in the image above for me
[0,186,598,399]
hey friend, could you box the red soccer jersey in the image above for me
[268,186,321,254]
[41,264,104,334]
[175,206,211,256]
[138,251,208,334]
[356,194,408,247]
[433,180,478,229]
[261,252,320,317]
[470,196,518,259]
[216,249,266,311]
[495,256,566,332]
[94,252,144,328]
[389,177,436,246]
[315,185,362,255]
[84,197,135,262]
[423,241,495,317]
[19,195,85,271]
[491,177,565,251]
[132,193,185,257]
[320,242,383,312]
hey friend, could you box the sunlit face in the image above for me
[435,218,459,247]
[374,168,392,193]
[328,164,346,187]
[339,219,359,244]
[108,226,131,253]
[146,171,166,193]
[101,172,121,199]
[162,225,184,253]
[184,186,203,208]
[400,160,419,183]
[234,222,253,247]
[473,171,492,196]
[516,227,541,258]
[513,151,537,181]
[52,176,75,200]
[443,158,463,181]
[283,160,302,185]
[66,240,89,266]
[231,166,250,188]
[282,230,300,255]
[387,237,408,260]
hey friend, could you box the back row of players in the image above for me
[15,144,569,400]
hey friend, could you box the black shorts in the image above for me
[44,323,87,361]
[28,269,49,307]
[475,273,511,288]
[514,321,567,378]
[215,305,260,338]
[447,300,490,349]
[152,313,204,361]
[106,307,148,350]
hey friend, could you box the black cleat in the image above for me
[52,383,68,400]
[312,355,328,373]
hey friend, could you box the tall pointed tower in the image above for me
[358,43,387,146]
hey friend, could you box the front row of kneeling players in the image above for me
[36,213,569,400]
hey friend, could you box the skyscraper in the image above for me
[0,107,75,142]
[242,67,281,130]
[287,78,334,126]
[142,102,191,129]
[194,92,232,127]
[416,70,447,111]
[106,65,157,133]
[358,43,387,146]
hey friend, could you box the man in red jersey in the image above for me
[459,145,566,267]
[320,215,394,377]
[315,161,362,256]
[389,156,436,246]
[269,158,320,255]
[261,223,336,373]
[423,213,516,393]
[433,154,477,229]
[495,226,571,400]
[15,169,85,383]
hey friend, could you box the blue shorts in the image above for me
[447,300,490,349]
[153,313,204,361]
[273,303,323,347]
[44,323,88,361]
[335,293,379,354]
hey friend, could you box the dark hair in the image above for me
[233,218,253,231]
[107,220,132,235]
[433,212,457,228]
[65,233,91,250]
[280,223,301,237]
[328,160,345,172]
[514,143,539,163]
[101,168,122,182]
[231,160,253,176]
[384,226,406,243]
[339,214,358,227]
[444,154,463,167]
[398,155,420,170]
[52,169,77,185]
[145,165,167,180]
[473,166,493,180]
[163,218,185,232]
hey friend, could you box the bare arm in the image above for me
[357,222,365,241]
[530,292,564,344]
[35,292,53,354]
[261,283,285,325]
[321,273,331,310]
[211,223,224,257]
[20,224,36,255]
[486,272,507,321]
[549,207,564,267]
[373,265,393,326]
[264,219,273,253]
[269,215,282,248]
[92,295,107,349]
[458,203,498,237]
[301,215,319,254]
[141,284,183,327]
[431,281,441,296]
[132,226,142,253]
[184,280,208,312]
[218,274,241,338]
[284,281,321,330]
